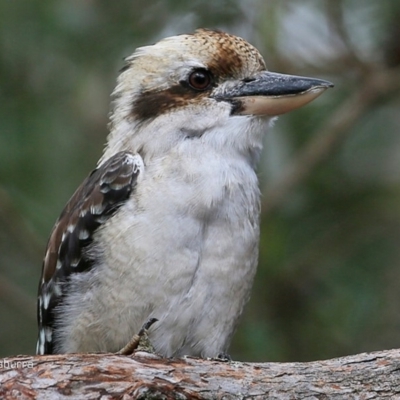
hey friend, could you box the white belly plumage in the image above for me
[54,149,261,357]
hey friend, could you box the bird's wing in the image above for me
[37,151,143,354]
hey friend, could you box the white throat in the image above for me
[101,97,272,169]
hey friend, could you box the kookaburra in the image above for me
[37,29,332,357]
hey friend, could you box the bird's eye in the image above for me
[188,69,212,91]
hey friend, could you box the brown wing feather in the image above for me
[37,151,143,354]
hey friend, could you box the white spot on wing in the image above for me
[53,282,62,297]
[110,182,128,190]
[95,215,108,223]
[36,339,45,355]
[100,186,110,194]
[43,292,51,310]
[90,203,105,214]
[78,229,90,240]
[45,327,53,342]
[131,154,145,176]
[38,329,46,354]
[71,258,80,267]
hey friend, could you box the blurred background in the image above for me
[1,0,400,362]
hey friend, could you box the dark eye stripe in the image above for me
[131,84,210,123]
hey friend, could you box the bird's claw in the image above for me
[116,317,158,355]
[214,352,232,362]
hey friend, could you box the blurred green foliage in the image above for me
[1,0,400,362]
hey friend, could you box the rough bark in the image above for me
[1,349,400,399]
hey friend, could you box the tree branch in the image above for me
[1,349,400,398]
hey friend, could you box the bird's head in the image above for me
[104,29,332,163]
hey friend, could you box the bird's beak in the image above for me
[219,71,333,116]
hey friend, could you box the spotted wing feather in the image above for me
[37,151,143,355]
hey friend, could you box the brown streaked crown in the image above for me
[185,29,266,80]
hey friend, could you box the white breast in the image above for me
[55,132,262,357]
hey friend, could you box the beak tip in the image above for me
[324,80,334,89]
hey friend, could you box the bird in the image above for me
[36,29,333,357]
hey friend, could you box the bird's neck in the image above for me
[100,111,271,170]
